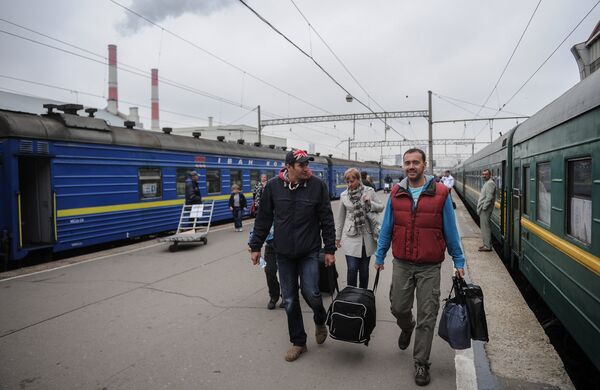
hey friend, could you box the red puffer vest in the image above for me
[390,179,449,263]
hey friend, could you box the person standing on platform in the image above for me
[185,171,202,205]
[361,171,375,189]
[249,149,336,362]
[252,174,268,215]
[375,148,465,387]
[441,170,456,209]
[229,184,247,232]
[335,168,383,288]
[477,169,496,252]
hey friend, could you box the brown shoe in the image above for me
[284,345,307,362]
[315,324,328,344]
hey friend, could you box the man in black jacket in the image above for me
[184,171,202,205]
[249,149,336,362]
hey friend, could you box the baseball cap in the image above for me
[285,149,314,165]
[189,170,198,176]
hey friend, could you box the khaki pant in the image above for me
[390,259,441,366]
[479,208,493,248]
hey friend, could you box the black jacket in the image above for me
[228,192,247,209]
[185,178,202,205]
[249,175,336,257]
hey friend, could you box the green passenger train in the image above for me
[454,68,600,370]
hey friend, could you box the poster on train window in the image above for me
[190,205,204,218]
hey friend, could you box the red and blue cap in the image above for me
[285,149,314,165]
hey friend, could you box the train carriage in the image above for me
[0,107,295,262]
[454,69,600,369]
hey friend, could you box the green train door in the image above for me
[511,161,521,266]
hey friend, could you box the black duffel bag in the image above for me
[325,269,379,346]
[438,277,471,350]
[458,279,489,342]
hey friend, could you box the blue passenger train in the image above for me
[0,105,402,264]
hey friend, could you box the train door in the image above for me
[511,161,521,262]
[18,156,54,247]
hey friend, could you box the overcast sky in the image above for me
[1,0,598,164]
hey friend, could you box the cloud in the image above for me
[116,0,236,35]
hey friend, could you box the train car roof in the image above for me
[0,109,331,163]
[512,68,600,145]
[455,128,514,170]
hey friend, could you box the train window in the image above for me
[567,158,592,244]
[514,167,520,190]
[230,169,243,190]
[536,162,551,225]
[523,166,530,216]
[176,168,189,196]
[266,170,275,180]
[250,170,260,190]
[206,169,221,194]
[139,168,162,200]
[337,171,345,185]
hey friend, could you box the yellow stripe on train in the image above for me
[521,218,600,277]
[57,193,253,218]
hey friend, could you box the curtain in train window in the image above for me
[206,169,221,194]
[536,162,551,224]
[139,168,162,199]
[176,168,189,197]
[230,169,243,190]
[567,158,592,244]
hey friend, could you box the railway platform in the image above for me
[0,196,574,389]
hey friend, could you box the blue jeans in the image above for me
[232,207,243,228]
[277,251,327,346]
[346,249,371,288]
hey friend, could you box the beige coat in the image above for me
[335,186,384,258]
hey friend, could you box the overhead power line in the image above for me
[473,0,600,140]
[237,0,409,140]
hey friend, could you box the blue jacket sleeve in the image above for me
[442,195,465,269]
[375,196,394,265]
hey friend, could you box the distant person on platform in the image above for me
[252,174,268,215]
[249,149,336,363]
[229,184,247,232]
[477,169,496,252]
[441,170,456,209]
[361,171,375,189]
[185,171,202,205]
[375,148,465,387]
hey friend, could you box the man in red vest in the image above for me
[375,148,465,387]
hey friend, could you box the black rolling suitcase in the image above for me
[325,269,379,346]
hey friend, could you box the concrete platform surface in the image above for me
[0,195,573,389]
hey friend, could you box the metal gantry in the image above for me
[260,110,429,127]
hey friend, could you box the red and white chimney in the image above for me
[107,44,118,115]
[151,68,159,130]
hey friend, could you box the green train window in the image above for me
[567,158,592,244]
[139,167,162,200]
[206,169,221,194]
[230,169,243,190]
[536,162,551,225]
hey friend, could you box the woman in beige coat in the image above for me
[335,168,384,288]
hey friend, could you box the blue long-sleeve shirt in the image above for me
[375,178,465,269]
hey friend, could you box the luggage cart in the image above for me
[160,201,215,252]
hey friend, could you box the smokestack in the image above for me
[208,116,213,128]
[128,107,141,127]
[107,44,118,115]
[151,68,159,130]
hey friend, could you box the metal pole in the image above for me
[428,90,433,174]
[257,105,261,144]
[348,137,351,160]
[353,118,356,139]
[384,115,387,141]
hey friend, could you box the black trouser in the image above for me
[264,243,280,300]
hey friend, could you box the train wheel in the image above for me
[201,237,208,245]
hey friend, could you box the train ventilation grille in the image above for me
[19,140,33,153]
[37,142,49,154]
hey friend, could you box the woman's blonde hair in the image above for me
[344,167,362,182]
[231,184,241,191]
